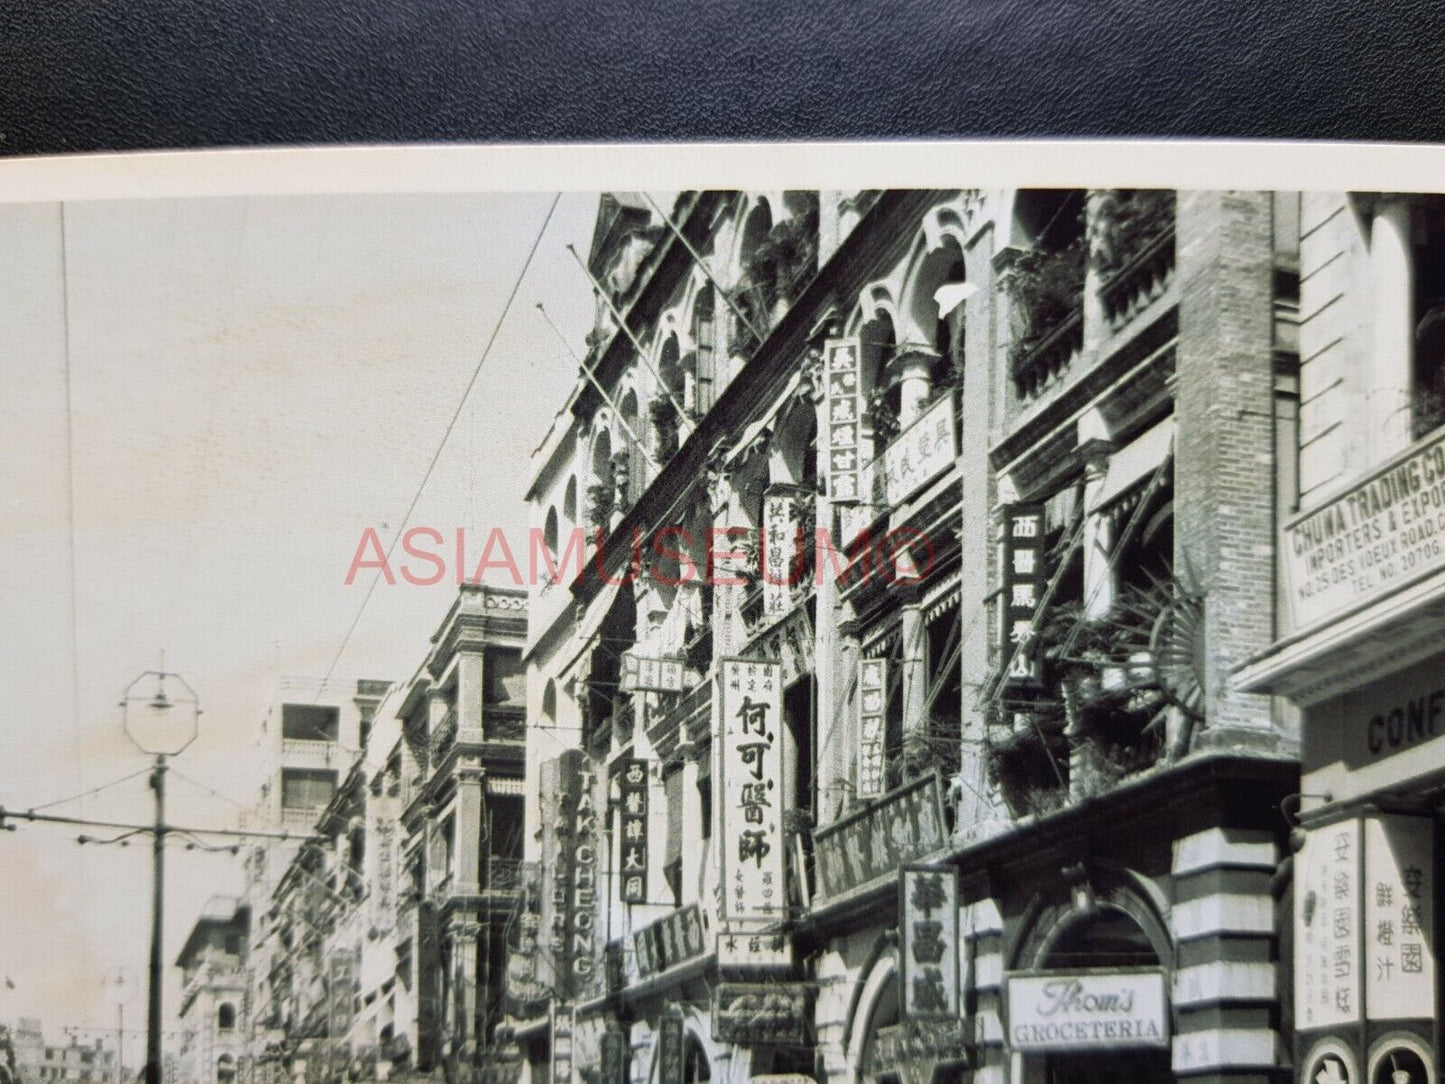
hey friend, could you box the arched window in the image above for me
[588,431,613,531]
[909,242,967,393]
[1043,907,1160,970]
[733,199,775,354]
[541,680,557,728]
[563,476,577,524]
[859,310,899,456]
[217,1004,236,1031]
[619,390,644,505]
[692,284,717,412]
[682,1037,710,1084]
[543,506,560,569]
[216,1054,236,1084]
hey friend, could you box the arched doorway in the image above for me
[1031,907,1171,1084]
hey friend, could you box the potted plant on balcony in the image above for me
[649,398,681,460]
[1003,235,1087,386]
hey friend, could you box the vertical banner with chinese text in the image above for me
[1363,813,1436,1021]
[825,338,862,504]
[655,1010,684,1084]
[1295,818,1362,1030]
[900,865,959,1019]
[717,658,785,921]
[618,758,650,904]
[761,487,800,620]
[999,504,1046,695]
[857,658,888,800]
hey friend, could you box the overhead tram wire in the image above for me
[316,193,562,695]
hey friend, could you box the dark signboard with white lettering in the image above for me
[713,983,812,1046]
[812,773,947,901]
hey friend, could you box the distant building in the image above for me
[175,898,250,1084]
[8,1018,116,1084]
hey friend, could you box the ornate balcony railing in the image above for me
[1099,227,1176,332]
[1011,308,1084,401]
[483,704,526,743]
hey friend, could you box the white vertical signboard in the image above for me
[1295,818,1361,1030]
[825,338,862,504]
[857,658,888,799]
[900,865,959,1019]
[761,489,799,620]
[1364,813,1436,1021]
[717,658,785,921]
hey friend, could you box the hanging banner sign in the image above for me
[717,929,792,970]
[551,1007,574,1084]
[540,751,602,1001]
[633,904,708,979]
[600,1029,629,1084]
[621,652,687,694]
[857,658,889,799]
[1363,814,1436,1021]
[999,504,1047,694]
[370,807,398,933]
[505,861,545,1009]
[1282,426,1445,629]
[1007,971,1168,1050]
[1295,817,1362,1030]
[881,392,956,506]
[656,1011,685,1084]
[812,773,947,901]
[900,865,959,1019]
[713,983,812,1046]
[751,607,815,686]
[825,338,863,504]
[618,758,650,904]
[717,658,785,920]
[761,488,802,620]
[867,1019,973,1084]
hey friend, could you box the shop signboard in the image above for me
[539,751,603,1001]
[899,865,959,1019]
[632,904,707,979]
[761,488,802,619]
[880,392,956,506]
[599,1029,629,1084]
[998,503,1046,695]
[620,652,687,694]
[717,929,792,970]
[713,983,812,1046]
[856,658,888,800]
[1282,427,1445,629]
[866,1019,973,1084]
[825,338,863,504]
[812,773,947,901]
[550,1007,573,1084]
[505,861,544,1009]
[1007,971,1168,1050]
[1295,818,1362,1029]
[717,658,785,920]
[1340,657,1445,772]
[1363,814,1436,1021]
[656,1010,685,1084]
[618,757,650,904]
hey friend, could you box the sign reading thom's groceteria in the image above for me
[1007,971,1168,1050]
[1282,428,1445,628]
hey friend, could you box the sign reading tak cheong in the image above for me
[1282,428,1445,628]
[1007,971,1168,1050]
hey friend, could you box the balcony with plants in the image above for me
[727,193,820,362]
[1095,189,1177,333]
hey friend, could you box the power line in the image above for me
[25,767,155,812]
[316,192,562,693]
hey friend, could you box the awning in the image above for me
[1087,417,1174,512]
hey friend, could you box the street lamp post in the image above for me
[121,670,200,1084]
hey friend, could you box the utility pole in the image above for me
[146,754,166,1084]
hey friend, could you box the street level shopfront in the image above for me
[1239,429,1445,1084]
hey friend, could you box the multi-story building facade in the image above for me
[8,1019,117,1084]
[176,899,250,1084]
[508,187,1308,1084]
[1237,193,1445,1083]
[245,585,527,1084]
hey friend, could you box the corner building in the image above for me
[509,189,1305,1084]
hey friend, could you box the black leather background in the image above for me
[1,0,1444,156]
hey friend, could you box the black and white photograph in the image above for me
[2,145,1444,1084]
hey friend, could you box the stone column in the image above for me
[448,919,482,1063]
[1370,194,1416,461]
[457,652,484,744]
[897,585,928,776]
[888,346,937,429]
[1082,189,1117,349]
[454,763,485,896]
[1077,438,1116,621]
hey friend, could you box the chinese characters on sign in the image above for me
[717,929,792,970]
[655,1010,684,1084]
[1295,818,1361,1029]
[505,861,544,1007]
[599,1028,628,1084]
[370,813,396,932]
[632,904,707,979]
[812,773,947,901]
[1363,814,1436,1021]
[618,758,650,904]
[717,658,785,920]
[900,866,959,1019]
[713,983,812,1046]
[999,504,1046,696]
[620,652,687,694]
[761,488,802,620]
[880,393,956,506]
[551,1008,573,1084]
[826,338,863,504]
[857,658,889,799]
[540,751,602,1000]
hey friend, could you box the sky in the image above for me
[0,190,598,1056]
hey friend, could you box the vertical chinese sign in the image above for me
[550,1005,573,1084]
[999,504,1046,695]
[1363,813,1436,1021]
[900,865,959,1019]
[599,1028,629,1084]
[1294,818,1361,1029]
[505,861,543,1010]
[857,658,888,800]
[717,658,785,921]
[618,758,650,904]
[825,338,862,504]
[656,1010,685,1084]
[761,487,800,620]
